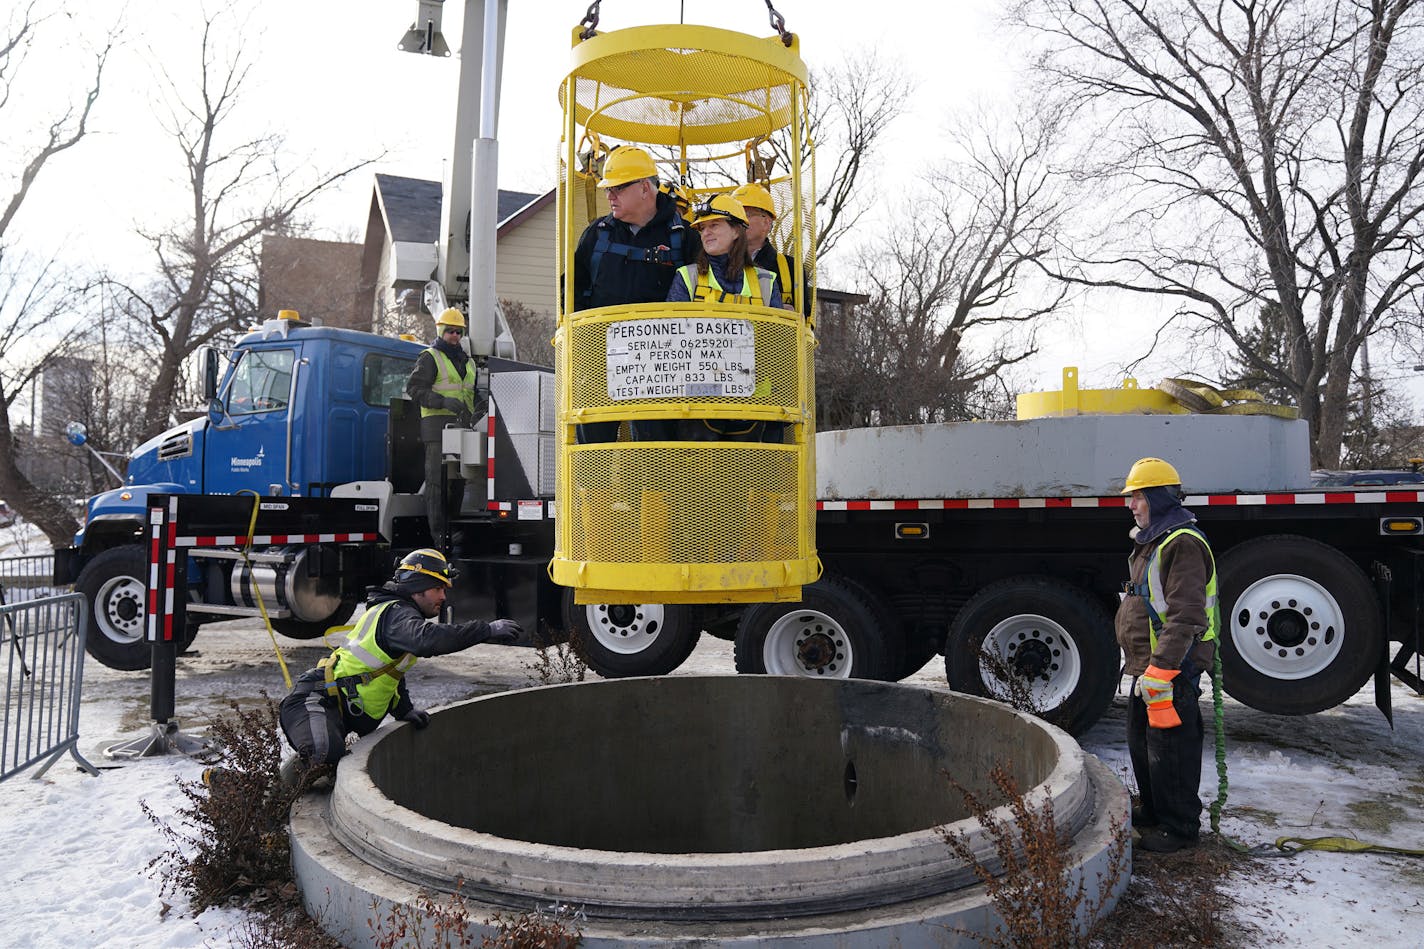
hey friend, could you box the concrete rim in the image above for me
[325,677,1099,920]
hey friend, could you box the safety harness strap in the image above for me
[584,224,686,300]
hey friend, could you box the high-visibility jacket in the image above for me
[1139,527,1219,652]
[418,348,476,420]
[327,601,417,719]
[676,262,775,306]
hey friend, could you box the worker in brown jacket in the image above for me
[1115,457,1218,853]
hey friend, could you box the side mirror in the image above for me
[208,396,224,423]
[200,346,220,400]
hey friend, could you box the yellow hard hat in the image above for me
[660,180,691,212]
[732,182,776,218]
[1121,457,1182,494]
[598,146,658,188]
[690,194,749,228]
[435,308,466,330]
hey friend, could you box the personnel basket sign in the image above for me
[605,317,756,400]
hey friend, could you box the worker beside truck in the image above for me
[1116,457,1219,853]
[406,308,482,552]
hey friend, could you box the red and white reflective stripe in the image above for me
[172,532,380,548]
[485,402,499,510]
[816,490,1424,511]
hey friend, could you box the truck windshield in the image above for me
[227,349,295,415]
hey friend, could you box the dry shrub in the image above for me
[525,626,588,686]
[939,762,1128,948]
[141,695,328,911]
[1090,837,1242,947]
[369,885,583,948]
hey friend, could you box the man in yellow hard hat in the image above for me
[731,182,811,319]
[1116,457,1218,853]
[572,145,700,442]
[278,548,521,768]
[406,307,480,550]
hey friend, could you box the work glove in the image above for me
[400,708,431,729]
[440,396,466,414]
[485,618,522,645]
[1135,665,1182,729]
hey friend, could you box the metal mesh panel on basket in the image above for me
[568,444,800,564]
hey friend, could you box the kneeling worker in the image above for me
[279,548,521,766]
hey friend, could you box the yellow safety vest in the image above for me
[418,348,476,419]
[677,264,773,306]
[1142,527,1219,652]
[325,601,417,719]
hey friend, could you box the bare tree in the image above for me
[803,52,914,261]
[102,10,378,443]
[1021,0,1424,466]
[819,112,1069,429]
[0,3,113,546]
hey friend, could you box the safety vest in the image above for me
[418,348,476,419]
[1130,527,1219,652]
[677,263,774,306]
[323,601,417,719]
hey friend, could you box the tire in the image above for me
[1217,535,1383,715]
[734,573,903,680]
[75,545,198,672]
[272,600,358,640]
[946,576,1118,736]
[564,589,700,677]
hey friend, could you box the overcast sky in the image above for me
[11,1,1416,404]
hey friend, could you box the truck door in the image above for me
[204,345,301,495]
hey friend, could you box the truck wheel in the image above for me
[1217,535,1382,715]
[272,601,358,641]
[564,590,700,677]
[75,545,198,672]
[946,576,1117,736]
[734,574,903,680]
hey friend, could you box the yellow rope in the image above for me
[235,490,293,689]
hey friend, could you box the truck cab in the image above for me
[61,315,422,670]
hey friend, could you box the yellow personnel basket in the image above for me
[552,20,819,605]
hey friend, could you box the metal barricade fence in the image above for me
[1,592,98,782]
[0,552,60,605]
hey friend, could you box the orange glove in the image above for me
[1135,665,1181,728]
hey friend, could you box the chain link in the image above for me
[764,0,793,47]
[578,0,601,39]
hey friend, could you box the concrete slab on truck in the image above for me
[817,415,1311,499]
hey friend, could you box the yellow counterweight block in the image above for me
[552,24,818,604]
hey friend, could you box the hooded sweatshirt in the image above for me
[1114,487,1216,676]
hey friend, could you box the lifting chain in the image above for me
[764,0,793,46]
[578,0,601,39]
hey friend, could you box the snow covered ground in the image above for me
[2,597,1422,947]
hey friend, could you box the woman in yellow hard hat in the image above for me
[666,194,786,308]
[665,194,786,440]
[1115,456,1218,854]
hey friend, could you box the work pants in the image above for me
[279,669,348,766]
[423,440,465,549]
[1127,669,1204,840]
